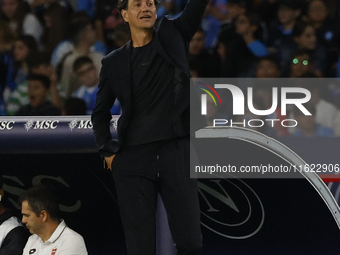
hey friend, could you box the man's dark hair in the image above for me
[27,52,51,69]
[16,35,38,53]
[279,0,302,10]
[28,74,51,90]
[19,185,60,220]
[0,175,3,189]
[73,56,93,73]
[117,0,159,13]
[63,97,87,115]
[227,0,248,8]
[257,55,279,67]
[70,20,93,45]
[291,48,312,60]
[293,20,313,38]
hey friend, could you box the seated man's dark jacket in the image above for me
[91,0,208,157]
[0,210,29,255]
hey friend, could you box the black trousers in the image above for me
[112,137,202,255]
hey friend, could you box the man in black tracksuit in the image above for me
[91,0,208,253]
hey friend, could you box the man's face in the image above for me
[226,3,245,20]
[256,60,280,78]
[28,80,49,108]
[189,31,205,55]
[235,14,251,35]
[308,0,328,23]
[76,63,98,87]
[1,0,18,19]
[121,0,157,31]
[278,7,299,25]
[295,26,317,50]
[290,54,311,77]
[82,24,96,46]
[14,40,30,62]
[21,200,43,235]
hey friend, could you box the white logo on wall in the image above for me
[112,120,117,130]
[24,120,59,131]
[198,178,265,239]
[68,120,93,131]
[24,119,34,131]
[0,121,15,130]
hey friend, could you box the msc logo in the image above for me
[0,121,15,130]
[24,120,59,131]
[200,84,311,116]
[68,120,93,131]
[198,178,265,239]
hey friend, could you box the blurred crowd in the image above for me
[0,0,339,137]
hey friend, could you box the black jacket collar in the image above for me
[0,209,13,225]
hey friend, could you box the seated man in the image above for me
[0,175,29,255]
[20,185,88,255]
[16,74,61,116]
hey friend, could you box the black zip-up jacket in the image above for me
[0,210,29,255]
[91,0,208,158]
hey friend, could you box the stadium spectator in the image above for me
[58,19,104,97]
[6,52,63,115]
[235,10,270,56]
[255,55,281,78]
[155,0,188,19]
[0,0,43,44]
[288,49,321,77]
[16,74,61,115]
[307,0,340,76]
[92,0,125,51]
[218,0,247,46]
[0,175,29,254]
[40,2,70,57]
[267,0,302,51]
[307,0,339,50]
[220,11,269,77]
[20,185,88,255]
[0,20,15,114]
[76,0,96,19]
[188,28,221,77]
[51,11,107,68]
[276,20,328,76]
[201,0,228,48]
[255,0,279,29]
[72,56,120,115]
[2,35,38,104]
